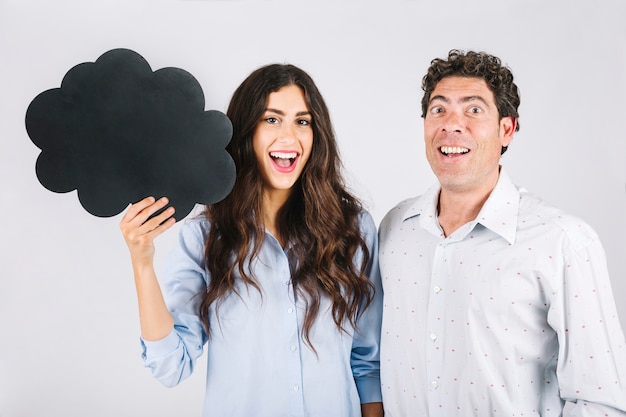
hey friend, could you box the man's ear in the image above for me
[500,116,516,147]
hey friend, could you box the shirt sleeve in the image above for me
[140,218,209,388]
[548,223,626,415]
[351,211,383,404]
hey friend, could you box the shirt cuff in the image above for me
[140,328,180,358]
[356,376,383,404]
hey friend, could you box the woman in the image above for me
[120,64,383,417]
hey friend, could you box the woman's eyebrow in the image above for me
[264,108,311,117]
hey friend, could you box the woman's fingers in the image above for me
[121,196,153,222]
[121,196,166,225]
[141,205,177,235]
[120,196,176,248]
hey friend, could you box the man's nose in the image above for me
[442,111,463,133]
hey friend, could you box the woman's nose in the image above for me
[278,122,296,142]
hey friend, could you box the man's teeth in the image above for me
[270,151,297,159]
[440,146,469,155]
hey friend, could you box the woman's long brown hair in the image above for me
[198,64,374,349]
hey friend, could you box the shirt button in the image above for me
[293,385,300,391]
[430,333,438,341]
[287,308,294,314]
[433,285,442,293]
[431,380,439,389]
[290,345,297,352]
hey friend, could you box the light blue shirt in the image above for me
[379,169,626,416]
[141,211,383,417]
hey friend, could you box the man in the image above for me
[379,49,626,416]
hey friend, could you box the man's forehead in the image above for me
[431,76,494,103]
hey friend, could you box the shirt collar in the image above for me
[474,168,520,245]
[399,167,520,244]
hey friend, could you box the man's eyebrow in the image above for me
[461,95,490,106]
[428,95,490,106]
[428,95,448,105]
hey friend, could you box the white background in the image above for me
[1,0,625,415]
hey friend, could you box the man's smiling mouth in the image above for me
[440,146,469,156]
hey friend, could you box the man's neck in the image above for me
[436,189,489,237]
[436,171,501,237]
[436,165,503,237]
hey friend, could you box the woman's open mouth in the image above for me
[270,151,299,172]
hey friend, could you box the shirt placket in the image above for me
[280,249,305,417]
[427,238,448,416]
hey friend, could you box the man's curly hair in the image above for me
[421,49,521,154]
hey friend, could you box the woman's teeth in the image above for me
[270,151,298,159]
[270,151,297,167]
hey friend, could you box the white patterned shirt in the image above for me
[379,168,626,416]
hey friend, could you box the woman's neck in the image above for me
[261,189,290,247]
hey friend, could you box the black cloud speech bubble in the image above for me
[25,48,236,221]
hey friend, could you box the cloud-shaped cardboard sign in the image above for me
[25,48,236,221]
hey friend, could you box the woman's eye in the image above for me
[297,119,311,126]
[265,117,279,124]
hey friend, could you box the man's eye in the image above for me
[469,106,482,114]
[430,107,444,114]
